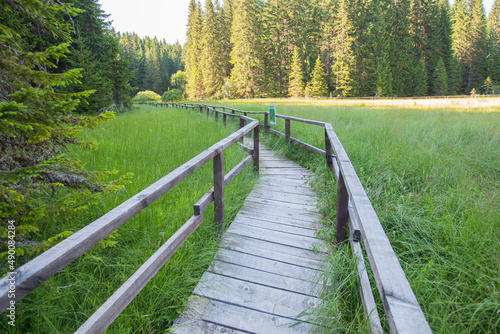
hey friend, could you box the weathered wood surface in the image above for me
[172,143,327,333]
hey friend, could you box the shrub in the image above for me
[133,90,162,103]
[162,89,184,102]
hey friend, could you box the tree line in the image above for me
[184,0,500,99]
[118,33,184,97]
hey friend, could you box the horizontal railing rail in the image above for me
[164,103,432,334]
[0,106,259,333]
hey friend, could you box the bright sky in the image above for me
[98,0,496,46]
[98,0,191,45]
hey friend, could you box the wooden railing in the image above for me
[0,102,432,333]
[165,103,431,334]
[0,106,259,333]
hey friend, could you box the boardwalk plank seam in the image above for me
[172,143,327,333]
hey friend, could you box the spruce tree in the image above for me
[220,0,234,79]
[0,0,122,253]
[433,57,449,95]
[331,0,357,97]
[488,0,500,85]
[230,0,263,98]
[185,0,205,99]
[307,56,328,97]
[414,58,429,96]
[202,0,224,98]
[376,36,393,97]
[289,47,305,97]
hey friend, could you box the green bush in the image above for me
[133,90,162,103]
[162,89,184,102]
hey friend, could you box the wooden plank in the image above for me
[253,126,259,172]
[173,296,316,334]
[244,197,319,214]
[0,120,259,312]
[289,137,326,157]
[276,114,326,127]
[325,123,431,333]
[208,260,322,297]
[221,233,324,265]
[226,224,327,253]
[256,184,317,197]
[213,152,224,231]
[249,189,318,206]
[193,272,320,320]
[236,209,319,229]
[215,249,321,282]
[224,155,253,187]
[335,173,349,243]
[233,215,318,238]
[75,215,205,334]
[193,188,213,216]
[238,204,319,224]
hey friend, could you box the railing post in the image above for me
[325,128,333,169]
[213,151,224,234]
[239,118,245,129]
[253,126,259,172]
[336,172,349,243]
[285,119,291,143]
[199,105,202,114]
[214,109,218,122]
[223,114,227,126]
[206,106,209,117]
[264,113,269,133]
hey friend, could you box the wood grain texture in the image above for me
[173,143,327,333]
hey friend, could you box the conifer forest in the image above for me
[185,0,500,99]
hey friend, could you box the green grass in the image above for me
[2,105,257,333]
[214,101,500,333]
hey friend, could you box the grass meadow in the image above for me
[2,105,257,333]
[211,100,499,333]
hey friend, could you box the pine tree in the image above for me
[307,56,328,97]
[488,0,500,85]
[433,57,449,95]
[60,0,133,113]
[289,47,305,97]
[185,0,205,99]
[0,0,124,253]
[355,0,383,96]
[386,0,417,96]
[451,0,488,93]
[202,0,224,98]
[230,0,263,98]
[220,0,234,79]
[331,0,357,97]
[376,36,393,97]
[414,58,428,96]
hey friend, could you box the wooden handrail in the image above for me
[0,105,260,333]
[181,102,430,333]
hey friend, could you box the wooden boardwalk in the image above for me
[172,143,328,333]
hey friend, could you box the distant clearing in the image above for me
[245,96,500,109]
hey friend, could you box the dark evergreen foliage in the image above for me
[184,0,498,98]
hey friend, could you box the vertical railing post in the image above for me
[223,114,227,126]
[335,173,349,243]
[206,106,209,117]
[239,118,245,129]
[214,109,218,122]
[213,151,224,234]
[253,125,259,172]
[264,113,269,133]
[199,105,202,114]
[325,128,333,169]
[285,119,291,143]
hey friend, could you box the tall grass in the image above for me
[2,105,257,333]
[218,101,500,333]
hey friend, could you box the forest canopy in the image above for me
[184,0,500,99]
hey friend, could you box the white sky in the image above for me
[98,0,191,45]
[98,0,496,46]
